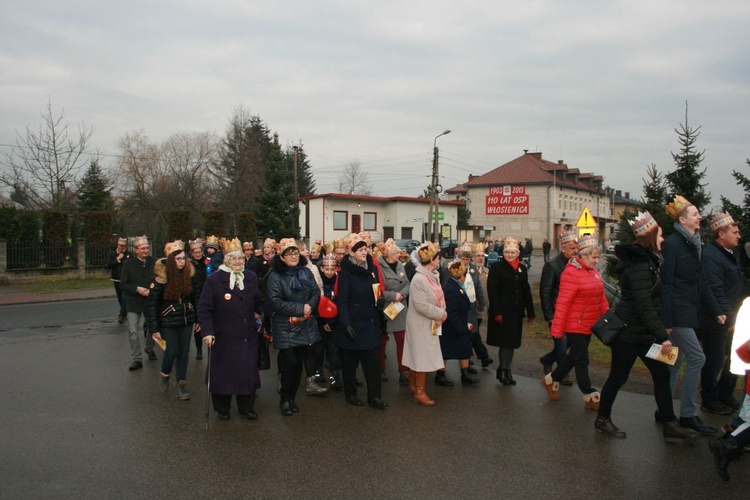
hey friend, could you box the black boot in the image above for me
[663,420,700,443]
[461,368,480,386]
[435,370,454,387]
[506,370,517,385]
[497,369,511,386]
[708,435,742,482]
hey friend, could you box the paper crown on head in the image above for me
[358,231,372,245]
[629,211,658,237]
[346,233,367,252]
[558,230,577,246]
[133,235,149,248]
[322,252,337,266]
[205,235,220,250]
[254,249,262,257]
[371,245,382,259]
[324,240,335,253]
[383,238,400,256]
[503,237,520,252]
[665,195,692,220]
[577,234,598,251]
[262,238,276,249]
[710,212,736,232]
[164,240,185,256]
[472,242,486,255]
[189,238,204,251]
[278,238,298,255]
[457,242,474,255]
[333,238,346,249]
[117,237,127,246]
[221,237,242,255]
[449,261,467,279]
[242,241,253,250]
[312,240,322,251]
[417,242,440,263]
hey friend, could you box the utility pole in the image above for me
[430,130,451,242]
[293,146,300,237]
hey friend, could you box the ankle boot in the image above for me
[461,368,480,386]
[709,435,743,482]
[159,373,170,392]
[497,369,511,385]
[584,392,601,410]
[176,380,190,401]
[328,370,343,390]
[594,417,626,438]
[540,374,559,400]
[407,370,417,394]
[435,370,454,387]
[413,372,435,406]
[506,369,517,385]
[663,419,700,443]
[306,376,328,396]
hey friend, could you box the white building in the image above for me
[298,193,462,244]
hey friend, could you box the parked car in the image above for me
[606,240,620,254]
[394,239,421,255]
[440,239,458,258]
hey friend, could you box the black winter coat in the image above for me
[146,258,199,333]
[105,249,133,281]
[660,230,701,329]
[699,240,747,328]
[120,255,156,314]
[613,244,668,345]
[440,278,472,359]
[539,252,568,323]
[266,255,321,349]
[486,259,534,348]
[335,255,382,351]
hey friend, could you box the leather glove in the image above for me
[376,297,385,308]
[493,315,503,325]
[527,317,535,323]
[345,325,357,340]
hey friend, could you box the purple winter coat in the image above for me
[198,269,264,395]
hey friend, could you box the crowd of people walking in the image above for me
[109,193,750,482]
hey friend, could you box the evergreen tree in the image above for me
[255,135,299,238]
[9,183,29,207]
[458,204,471,227]
[665,102,710,213]
[721,159,750,277]
[77,160,114,213]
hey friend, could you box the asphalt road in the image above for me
[0,298,117,331]
[1,304,748,499]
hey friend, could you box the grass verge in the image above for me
[14,277,112,294]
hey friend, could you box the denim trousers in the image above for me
[160,324,193,381]
[669,326,706,418]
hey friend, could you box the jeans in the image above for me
[551,333,595,394]
[160,324,193,381]
[541,334,568,367]
[127,311,155,362]
[669,326,706,418]
[598,339,675,420]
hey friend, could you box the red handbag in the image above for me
[318,296,338,319]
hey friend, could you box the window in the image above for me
[401,227,413,239]
[333,210,348,230]
[363,212,377,231]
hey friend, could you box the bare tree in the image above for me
[160,132,219,213]
[0,101,95,210]
[338,160,372,195]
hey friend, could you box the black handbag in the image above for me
[591,289,625,346]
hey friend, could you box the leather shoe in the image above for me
[467,365,479,375]
[240,410,258,420]
[701,400,734,416]
[290,401,299,413]
[368,398,388,410]
[679,415,718,435]
[128,360,143,371]
[217,411,230,420]
[146,349,157,361]
[346,395,363,406]
[280,401,294,416]
[435,371,454,387]
[595,417,626,438]
[719,395,741,411]
[481,357,494,368]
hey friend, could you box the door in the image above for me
[351,214,361,234]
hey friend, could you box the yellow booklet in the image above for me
[383,301,405,321]
[153,337,167,351]
[645,344,679,365]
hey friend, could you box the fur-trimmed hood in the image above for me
[153,257,196,284]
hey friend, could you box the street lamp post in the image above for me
[429,129,451,242]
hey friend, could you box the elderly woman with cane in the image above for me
[198,238,264,421]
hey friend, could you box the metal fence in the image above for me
[5,240,110,270]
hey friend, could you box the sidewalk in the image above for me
[0,283,116,306]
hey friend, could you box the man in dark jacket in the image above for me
[698,213,746,414]
[539,230,577,384]
[120,235,157,371]
[105,236,132,323]
[523,237,534,269]
[542,237,551,262]
[189,238,208,360]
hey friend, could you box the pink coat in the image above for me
[550,258,609,338]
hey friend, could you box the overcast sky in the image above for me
[1,0,749,210]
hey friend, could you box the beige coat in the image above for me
[402,265,446,372]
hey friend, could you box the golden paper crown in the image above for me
[577,234,598,251]
[189,238,204,250]
[164,240,185,256]
[324,241,335,253]
[710,212,736,232]
[322,252,337,266]
[383,238,400,256]
[346,233,367,251]
[278,238,298,255]
[205,235,220,250]
[133,235,149,248]
[358,231,372,245]
[665,195,692,220]
[117,237,127,246]
[242,241,253,250]
[503,237,520,252]
[472,242,486,254]
[448,261,467,279]
[221,237,242,255]
[333,238,346,249]
[371,246,382,259]
[263,238,276,249]
[558,230,577,246]
[417,242,440,264]
[629,211,658,237]
[312,239,322,251]
[457,242,473,255]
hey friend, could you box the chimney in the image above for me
[615,190,621,197]
[523,149,528,154]
[624,192,630,199]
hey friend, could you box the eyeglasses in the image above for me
[174,257,186,261]
[284,250,300,257]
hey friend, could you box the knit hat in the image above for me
[205,235,220,250]
[665,195,692,221]
[629,211,658,237]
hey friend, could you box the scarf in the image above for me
[348,255,369,271]
[423,268,446,309]
[219,264,245,290]
[462,267,476,303]
[286,266,317,293]
[674,222,702,260]
[452,277,469,297]
[506,258,521,270]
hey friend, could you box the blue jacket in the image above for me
[266,255,321,349]
[440,278,473,359]
[699,240,746,328]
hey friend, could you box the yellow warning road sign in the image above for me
[575,207,596,228]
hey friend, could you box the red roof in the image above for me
[444,152,604,195]
[304,193,464,206]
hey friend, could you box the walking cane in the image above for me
[205,343,212,431]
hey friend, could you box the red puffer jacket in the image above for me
[550,258,609,338]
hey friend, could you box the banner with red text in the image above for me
[485,186,529,215]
